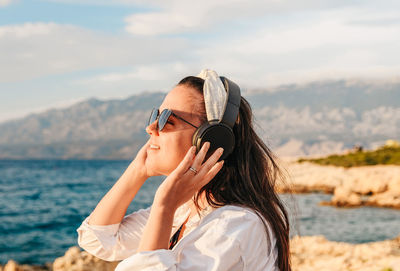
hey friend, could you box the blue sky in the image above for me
[1,0,399,123]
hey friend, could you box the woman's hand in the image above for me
[137,142,224,252]
[88,140,151,226]
[153,142,224,211]
[130,140,151,180]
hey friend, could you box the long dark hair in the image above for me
[178,76,291,271]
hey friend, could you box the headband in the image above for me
[197,69,227,122]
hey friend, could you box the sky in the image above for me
[0,0,399,123]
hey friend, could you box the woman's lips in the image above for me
[149,144,160,150]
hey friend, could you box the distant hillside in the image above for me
[0,92,165,159]
[0,79,399,159]
[246,79,400,157]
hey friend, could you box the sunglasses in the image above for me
[148,108,199,131]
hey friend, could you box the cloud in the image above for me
[353,107,400,138]
[1,1,400,99]
[121,0,400,88]
[72,5,400,88]
[1,1,400,125]
[0,0,13,7]
[123,0,281,35]
[2,1,400,88]
[73,62,199,94]
[81,65,176,83]
[0,22,190,83]
[123,0,396,35]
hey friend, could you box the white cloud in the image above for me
[123,1,269,35]
[0,22,54,38]
[353,107,400,138]
[73,5,400,88]
[0,0,13,7]
[120,0,400,86]
[182,6,400,87]
[73,62,199,94]
[2,3,400,88]
[123,0,399,35]
[2,1,400,123]
[92,65,173,82]
[0,22,189,83]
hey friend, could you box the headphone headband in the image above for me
[219,76,241,128]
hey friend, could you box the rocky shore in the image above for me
[291,235,400,271]
[2,235,399,271]
[278,161,400,209]
[0,247,119,271]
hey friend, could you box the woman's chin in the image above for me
[145,160,167,176]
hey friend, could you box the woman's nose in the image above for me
[146,120,159,136]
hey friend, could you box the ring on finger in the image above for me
[189,166,198,175]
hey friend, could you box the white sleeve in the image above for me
[77,206,151,261]
[114,207,278,271]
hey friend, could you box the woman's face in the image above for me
[145,84,204,176]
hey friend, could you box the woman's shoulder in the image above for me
[208,204,264,222]
[201,205,271,237]
[198,204,276,256]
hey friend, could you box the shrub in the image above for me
[297,146,400,168]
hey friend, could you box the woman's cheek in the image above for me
[170,145,186,168]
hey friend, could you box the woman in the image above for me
[77,70,291,271]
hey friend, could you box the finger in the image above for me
[197,147,224,177]
[175,146,196,173]
[197,160,224,188]
[140,140,150,151]
[190,142,210,170]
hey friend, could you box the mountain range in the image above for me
[1,79,399,159]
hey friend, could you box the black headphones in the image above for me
[192,76,241,161]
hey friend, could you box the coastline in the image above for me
[2,235,399,271]
[2,162,399,271]
[277,161,400,209]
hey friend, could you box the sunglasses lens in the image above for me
[148,108,159,126]
[158,109,172,131]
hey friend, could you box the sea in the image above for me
[1,159,400,265]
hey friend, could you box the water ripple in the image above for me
[0,159,399,265]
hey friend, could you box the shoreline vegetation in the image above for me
[278,140,400,209]
[2,235,399,271]
[297,141,400,168]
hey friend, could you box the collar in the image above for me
[172,202,216,230]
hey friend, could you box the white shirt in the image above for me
[77,204,278,271]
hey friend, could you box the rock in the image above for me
[276,161,342,194]
[331,186,362,207]
[279,161,400,209]
[367,192,400,209]
[290,235,400,271]
[53,246,119,271]
[4,237,400,271]
[348,167,389,195]
[388,177,400,194]
[2,260,48,271]
[4,260,20,271]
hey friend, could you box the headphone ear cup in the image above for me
[192,123,211,153]
[192,123,235,161]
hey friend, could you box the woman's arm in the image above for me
[77,141,156,261]
[115,206,277,271]
[89,141,150,226]
[137,142,224,252]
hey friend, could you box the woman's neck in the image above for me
[186,192,210,218]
